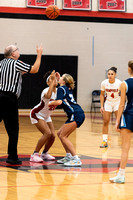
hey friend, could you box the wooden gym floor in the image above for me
[0,111,133,200]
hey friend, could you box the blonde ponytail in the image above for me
[63,74,75,90]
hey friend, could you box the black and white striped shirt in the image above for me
[0,58,31,98]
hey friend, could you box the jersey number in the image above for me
[111,93,114,98]
[69,94,76,103]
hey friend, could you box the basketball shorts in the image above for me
[65,111,85,128]
[30,110,52,124]
[104,100,120,112]
[120,113,133,132]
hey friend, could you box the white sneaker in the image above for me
[40,152,55,161]
[64,158,82,167]
[109,174,125,183]
[30,153,43,163]
[57,156,71,164]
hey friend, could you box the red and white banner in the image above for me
[27,0,55,8]
[63,0,91,10]
[98,0,126,12]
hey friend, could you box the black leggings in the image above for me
[0,91,19,160]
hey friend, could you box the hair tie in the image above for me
[46,75,50,83]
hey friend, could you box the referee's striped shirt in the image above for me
[0,58,31,98]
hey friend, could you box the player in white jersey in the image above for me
[100,67,122,148]
[29,70,58,163]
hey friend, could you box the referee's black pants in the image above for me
[0,91,19,160]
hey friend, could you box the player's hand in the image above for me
[55,72,60,81]
[115,121,120,132]
[49,105,57,111]
[100,107,104,114]
[48,101,52,107]
[50,70,56,81]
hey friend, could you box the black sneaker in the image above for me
[6,158,22,165]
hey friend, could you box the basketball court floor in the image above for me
[0,111,133,200]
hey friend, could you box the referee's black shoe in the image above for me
[6,158,22,165]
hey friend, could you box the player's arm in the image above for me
[48,86,64,107]
[116,82,126,131]
[118,80,122,96]
[48,99,62,111]
[45,71,56,99]
[45,83,55,99]
[30,45,43,74]
[100,90,105,114]
[48,100,62,107]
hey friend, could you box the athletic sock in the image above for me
[66,153,72,158]
[42,150,47,154]
[118,168,125,176]
[72,155,79,160]
[102,134,108,142]
[34,151,39,154]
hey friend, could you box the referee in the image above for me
[0,44,43,165]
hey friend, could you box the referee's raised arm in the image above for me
[30,44,43,74]
[4,44,43,74]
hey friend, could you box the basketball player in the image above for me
[110,61,133,183]
[100,67,121,148]
[48,73,85,167]
[30,70,58,163]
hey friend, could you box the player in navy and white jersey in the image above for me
[30,70,58,163]
[48,73,85,167]
[110,60,133,183]
[100,67,122,148]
